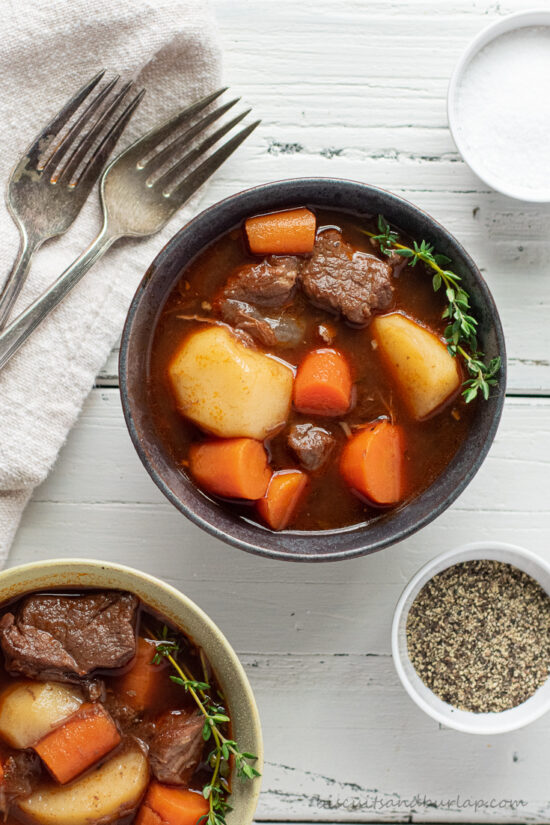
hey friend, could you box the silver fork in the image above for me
[0,71,144,329]
[0,90,259,370]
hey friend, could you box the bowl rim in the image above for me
[119,176,506,562]
[0,558,263,820]
[447,9,550,203]
[391,541,550,734]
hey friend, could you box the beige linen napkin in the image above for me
[0,0,222,564]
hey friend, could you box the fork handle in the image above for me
[0,225,117,371]
[0,235,41,331]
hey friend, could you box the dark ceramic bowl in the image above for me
[119,178,506,562]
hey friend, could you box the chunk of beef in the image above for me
[0,591,138,683]
[214,256,304,347]
[0,751,41,809]
[103,689,140,729]
[387,249,409,277]
[216,300,305,348]
[300,229,394,324]
[82,677,106,703]
[288,423,336,472]
[219,256,299,306]
[149,709,204,786]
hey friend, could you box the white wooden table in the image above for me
[9,0,550,822]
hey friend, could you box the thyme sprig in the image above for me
[363,215,501,402]
[149,626,260,825]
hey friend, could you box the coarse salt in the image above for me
[455,25,550,197]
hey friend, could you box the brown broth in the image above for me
[147,209,476,531]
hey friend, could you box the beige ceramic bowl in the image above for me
[0,558,263,824]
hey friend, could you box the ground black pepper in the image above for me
[406,560,550,713]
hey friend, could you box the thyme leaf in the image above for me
[362,216,501,402]
[147,627,260,825]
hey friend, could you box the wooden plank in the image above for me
[249,655,550,823]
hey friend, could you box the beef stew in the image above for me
[0,589,230,825]
[148,208,477,532]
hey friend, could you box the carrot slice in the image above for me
[257,470,309,530]
[117,637,167,712]
[245,208,316,255]
[293,349,352,416]
[189,437,271,499]
[340,420,406,506]
[136,782,210,825]
[136,806,162,825]
[33,702,121,785]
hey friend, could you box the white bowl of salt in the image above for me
[448,10,550,202]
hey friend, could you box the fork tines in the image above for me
[134,88,260,202]
[31,72,144,187]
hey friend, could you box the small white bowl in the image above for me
[448,10,550,202]
[392,542,550,734]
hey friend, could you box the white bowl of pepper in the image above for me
[392,541,550,734]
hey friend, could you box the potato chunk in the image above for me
[168,325,294,439]
[17,741,148,825]
[0,681,82,749]
[371,313,461,420]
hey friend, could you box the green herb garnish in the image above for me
[149,625,260,825]
[362,215,501,402]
